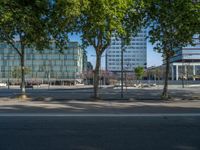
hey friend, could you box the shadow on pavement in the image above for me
[0,88,199,102]
[0,99,200,114]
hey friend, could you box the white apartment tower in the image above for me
[106,29,147,72]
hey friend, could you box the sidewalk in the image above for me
[0,85,200,114]
[0,98,200,114]
[0,87,200,101]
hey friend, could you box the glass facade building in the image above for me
[0,41,86,85]
[106,29,147,72]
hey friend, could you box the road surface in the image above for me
[0,114,200,150]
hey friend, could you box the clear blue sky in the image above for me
[69,34,163,69]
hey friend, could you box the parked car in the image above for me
[25,85,33,88]
[0,83,7,87]
[20,83,33,89]
[114,82,121,87]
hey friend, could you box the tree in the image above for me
[134,66,144,80]
[0,0,50,95]
[12,67,31,79]
[77,0,145,98]
[0,0,80,96]
[145,0,200,99]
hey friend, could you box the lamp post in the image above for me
[182,59,185,88]
[7,61,10,89]
[6,55,15,89]
[120,38,126,99]
[124,63,131,92]
[31,49,34,87]
[48,70,50,89]
[48,57,52,89]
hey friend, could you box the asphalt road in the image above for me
[0,115,200,150]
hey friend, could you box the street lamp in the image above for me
[120,38,126,99]
[124,62,131,92]
[6,55,15,89]
[182,59,185,88]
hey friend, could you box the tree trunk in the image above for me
[162,54,170,99]
[93,53,101,99]
[20,46,26,94]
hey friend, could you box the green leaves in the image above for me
[0,0,51,51]
[47,0,81,51]
[78,0,143,53]
[134,66,144,80]
[12,66,31,78]
[146,0,200,55]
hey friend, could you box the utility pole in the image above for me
[7,55,15,89]
[8,62,10,89]
[121,38,125,99]
[182,59,185,88]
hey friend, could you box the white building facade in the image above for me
[106,29,147,72]
[170,34,200,80]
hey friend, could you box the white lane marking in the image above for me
[0,113,200,117]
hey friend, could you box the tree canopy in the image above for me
[134,66,144,80]
[145,0,200,98]
[47,0,81,50]
[0,0,51,52]
[146,0,200,55]
[78,0,145,51]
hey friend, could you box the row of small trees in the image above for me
[0,0,199,99]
